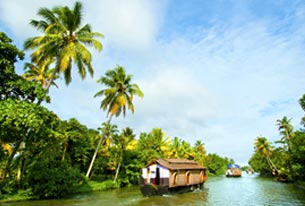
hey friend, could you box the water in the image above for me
[3,172,305,206]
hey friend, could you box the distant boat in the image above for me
[246,168,254,175]
[139,158,208,196]
[226,164,242,177]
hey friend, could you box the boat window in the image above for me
[186,170,191,185]
[173,172,177,186]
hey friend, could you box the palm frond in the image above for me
[63,61,72,85]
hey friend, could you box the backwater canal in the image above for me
[3,172,305,206]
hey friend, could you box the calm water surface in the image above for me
[3,172,305,206]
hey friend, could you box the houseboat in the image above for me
[139,158,208,196]
[225,164,242,177]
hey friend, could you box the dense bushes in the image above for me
[26,156,85,199]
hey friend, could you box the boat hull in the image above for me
[140,183,204,196]
[226,174,242,177]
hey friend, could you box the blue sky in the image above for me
[1,0,305,165]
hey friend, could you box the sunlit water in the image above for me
[3,172,305,206]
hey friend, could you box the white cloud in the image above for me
[0,0,70,41]
[0,0,166,52]
[84,0,167,51]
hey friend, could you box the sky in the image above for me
[1,0,305,165]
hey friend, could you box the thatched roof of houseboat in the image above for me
[147,158,206,170]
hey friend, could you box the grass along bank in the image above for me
[0,179,120,203]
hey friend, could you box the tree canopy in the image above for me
[24,1,104,90]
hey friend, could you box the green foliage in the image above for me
[115,150,142,186]
[59,118,97,173]
[77,180,118,193]
[249,93,305,182]
[249,151,273,176]
[136,129,171,162]
[0,176,18,195]
[24,1,103,88]
[0,32,49,103]
[0,98,58,140]
[0,98,59,188]
[289,130,305,181]
[94,65,143,119]
[26,155,85,199]
[205,153,232,176]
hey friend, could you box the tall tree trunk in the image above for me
[16,142,25,183]
[114,149,123,182]
[86,119,111,178]
[62,143,67,161]
[285,130,291,154]
[86,135,104,178]
[114,161,121,182]
[45,67,58,92]
[267,156,278,172]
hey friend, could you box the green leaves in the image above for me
[95,65,144,119]
[1,32,49,103]
[24,1,104,89]
[0,99,58,140]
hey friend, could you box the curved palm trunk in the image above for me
[86,119,112,178]
[45,68,58,92]
[114,161,121,182]
[114,149,123,182]
[86,135,104,178]
[285,130,292,154]
[267,156,278,173]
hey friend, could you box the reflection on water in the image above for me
[3,172,305,206]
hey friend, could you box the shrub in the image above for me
[26,157,85,199]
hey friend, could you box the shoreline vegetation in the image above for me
[0,179,119,203]
[1,178,305,204]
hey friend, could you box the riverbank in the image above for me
[1,178,305,204]
[2,175,305,206]
[0,180,119,204]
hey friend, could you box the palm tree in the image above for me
[254,136,278,173]
[86,122,118,177]
[24,1,103,91]
[170,137,182,158]
[113,127,136,182]
[86,66,143,177]
[180,140,194,159]
[149,128,172,158]
[194,140,206,154]
[276,116,294,153]
[193,140,206,165]
[94,65,144,120]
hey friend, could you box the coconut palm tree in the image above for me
[113,127,136,182]
[150,128,172,158]
[85,122,118,177]
[276,116,294,153]
[193,140,206,165]
[254,136,278,173]
[194,140,206,154]
[24,1,103,91]
[94,65,144,120]
[170,137,182,158]
[86,66,143,177]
